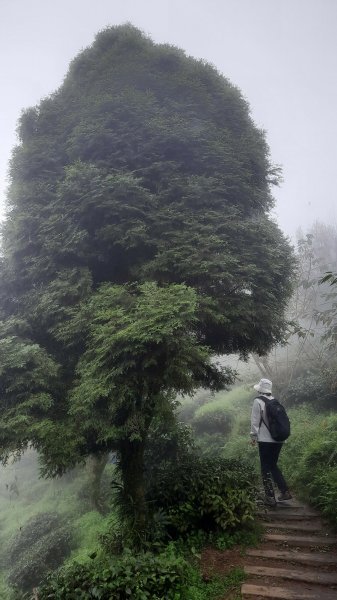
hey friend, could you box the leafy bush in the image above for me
[182,386,254,457]
[173,525,262,556]
[178,389,215,422]
[147,455,256,536]
[222,433,259,469]
[286,372,337,409]
[37,547,189,600]
[184,566,245,600]
[195,432,227,457]
[145,419,195,474]
[37,546,246,600]
[6,512,72,591]
[180,386,253,434]
[192,408,233,436]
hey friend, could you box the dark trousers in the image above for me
[258,442,288,498]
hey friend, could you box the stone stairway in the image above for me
[241,499,337,599]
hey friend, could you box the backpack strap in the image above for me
[257,395,271,433]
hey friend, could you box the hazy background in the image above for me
[1,0,336,238]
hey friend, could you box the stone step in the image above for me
[275,500,308,508]
[257,500,307,509]
[242,583,337,599]
[264,533,337,547]
[260,512,321,522]
[274,507,316,515]
[244,564,337,585]
[265,521,327,533]
[246,548,337,566]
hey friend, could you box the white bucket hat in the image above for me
[253,378,272,394]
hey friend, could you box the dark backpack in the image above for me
[258,395,290,442]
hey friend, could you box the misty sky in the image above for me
[1,0,337,239]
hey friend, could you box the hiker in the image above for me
[250,378,292,506]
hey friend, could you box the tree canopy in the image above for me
[0,24,294,526]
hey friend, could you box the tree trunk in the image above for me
[87,452,109,513]
[252,353,272,379]
[119,438,147,540]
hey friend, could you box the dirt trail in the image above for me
[241,499,337,599]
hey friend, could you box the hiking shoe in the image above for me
[264,496,277,507]
[278,491,292,501]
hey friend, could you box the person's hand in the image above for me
[250,438,257,447]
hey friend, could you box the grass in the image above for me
[66,510,112,564]
[186,565,246,600]
[187,384,260,469]
[193,385,253,419]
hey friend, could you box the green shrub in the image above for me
[192,408,234,436]
[286,372,337,409]
[188,385,254,455]
[173,524,262,557]
[195,433,226,457]
[178,389,214,422]
[145,419,195,475]
[37,546,246,600]
[67,511,112,564]
[147,455,256,537]
[37,547,190,600]
[184,566,245,600]
[222,432,260,474]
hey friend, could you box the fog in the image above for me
[1,0,337,238]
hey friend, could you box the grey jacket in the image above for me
[250,394,278,443]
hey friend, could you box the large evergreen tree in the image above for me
[0,25,294,527]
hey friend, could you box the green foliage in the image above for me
[36,545,245,600]
[69,281,233,446]
[213,526,262,551]
[173,525,261,555]
[177,389,214,422]
[181,385,252,426]
[145,418,195,478]
[180,385,257,462]
[222,435,259,473]
[312,466,337,525]
[147,455,256,536]
[280,408,337,526]
[293,413,337,522]
[37,547,190,600]
[192,408,234,436]
[184,566,245,600]
[286,371,336,410]
[69,511,112,564]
